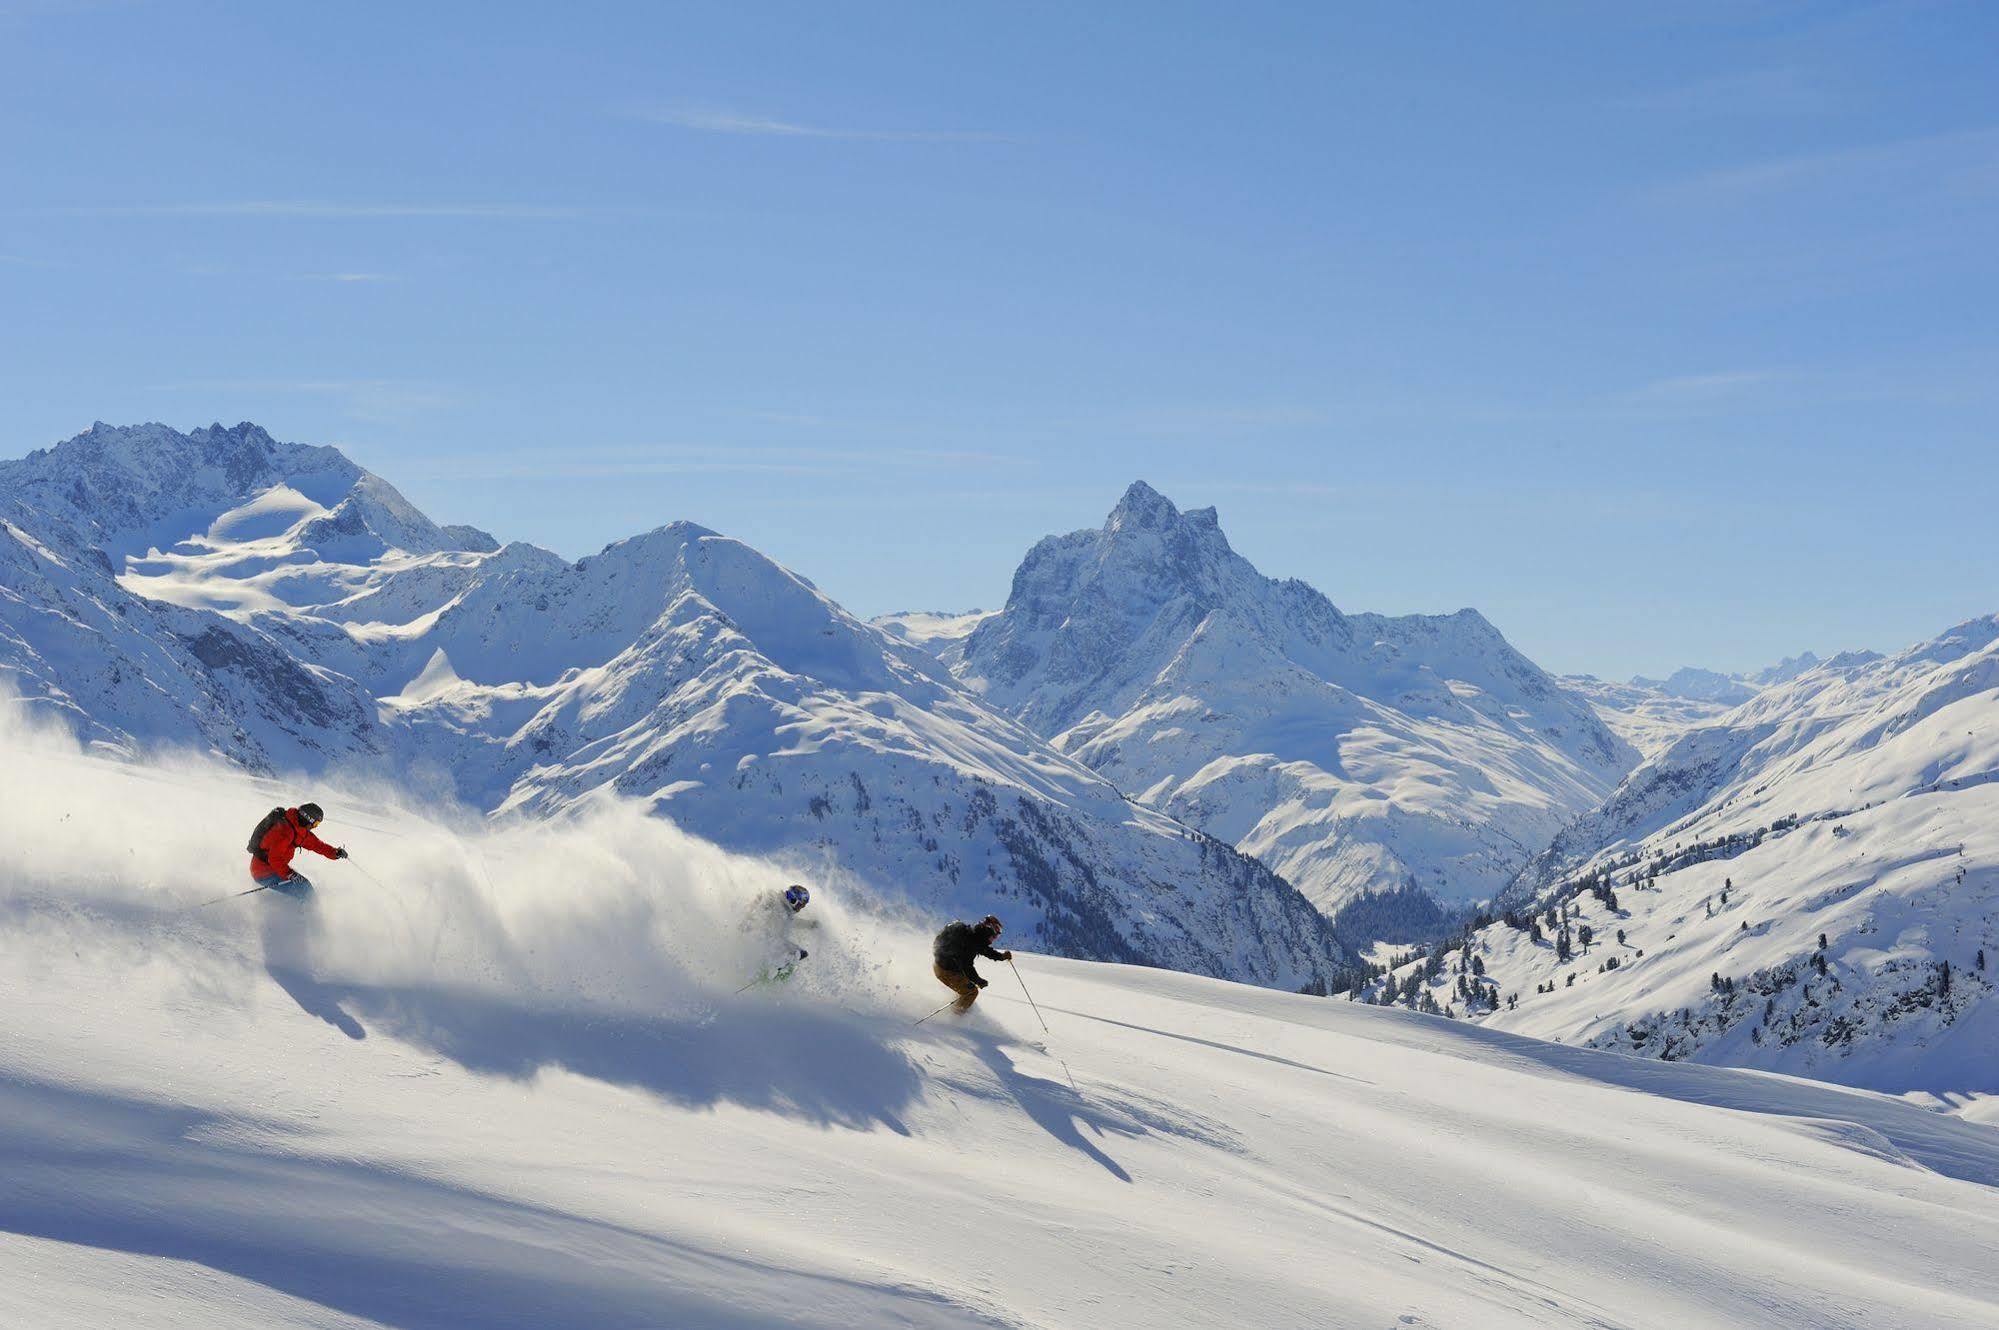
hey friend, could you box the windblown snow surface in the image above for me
[4,718,1998,1329]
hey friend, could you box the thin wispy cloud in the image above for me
[1621,67,1831,117]
[463,442,1025,481]
[1651,126,1999,204]
[637,107,1012,144]
[1630,370,1783,404]
[478,460,844,481]
[1179,480,1345,498]
[50,201,585,219]
[151,377,454,423]
[1112,405,1333,436]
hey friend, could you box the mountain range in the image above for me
[0,423,1340,988]
[1362,625,1998,1092]
[10,420,1995,1084]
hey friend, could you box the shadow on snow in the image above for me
[0,1078,1001,1330]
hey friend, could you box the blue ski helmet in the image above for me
[783,884,810,912]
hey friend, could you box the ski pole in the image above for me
[912,999,957,1027]
[193,883,274,909]
[1010,958,1079,1093]
[1008,957,1052,1035]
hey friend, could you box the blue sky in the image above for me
[3,1,1995,679]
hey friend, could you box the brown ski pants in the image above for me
[933,962,980,1013]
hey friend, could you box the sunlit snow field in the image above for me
[4,714,1998,1329]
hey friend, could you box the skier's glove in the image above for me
[974,977,989,989]
[1001,951,1014,961]
[335,847,349,859]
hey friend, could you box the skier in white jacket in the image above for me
[743,884,819,985]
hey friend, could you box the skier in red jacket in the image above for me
[247,802,347,899]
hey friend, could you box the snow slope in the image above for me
[4,734,1998,1329]
[945,482,1636,919]
[1558,674,1738,761]
[0,423,1341,987]
[1,502,386,772]
[871,609,993,667]
[1371,621,1999,1093]
[1569,656,1838,762]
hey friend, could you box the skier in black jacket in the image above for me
[933,914,1011,1013]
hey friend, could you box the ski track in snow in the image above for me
[4,737,1999,1329]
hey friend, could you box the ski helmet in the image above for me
[784,884,810,912]
[979,914,1003,935]
[297,802,325,827]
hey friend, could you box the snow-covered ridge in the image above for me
[1564,655,1846,761]
[1362,619,1999,1092]
[1,420,493,562]
[939,481,1638,920]
[0,423,1343,987]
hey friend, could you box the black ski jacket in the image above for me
[933,921,1005,981]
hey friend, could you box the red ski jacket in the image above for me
[251,809,337,879]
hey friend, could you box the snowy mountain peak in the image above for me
[43,420,323,494]
[1751,651,1824,685]
[1101,478,1235,559]
[1106,479,1183,531]
[1,420,498,566]
[950,483,1636,921]
[1625,652,1840,707]
[1655,666,1759,705]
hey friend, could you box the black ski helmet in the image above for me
[979,914,1003,935]
[297,802,325,827]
